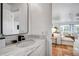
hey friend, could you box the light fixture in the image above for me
[52,27,57,33]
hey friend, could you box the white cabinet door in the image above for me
[13,51,26,56]
[0,39,5,48]
[29,40,45,56]
[29,46,42,56]
[29,47,41,56]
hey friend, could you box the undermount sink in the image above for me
[16,40,35,47]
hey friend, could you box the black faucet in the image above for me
[18,35,25,41]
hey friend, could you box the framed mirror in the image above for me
[0,4,1,34]
[2,3,29,35]
[0,3,2,35]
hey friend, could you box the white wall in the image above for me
[28,3,52,35]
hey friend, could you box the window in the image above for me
[74,25,79,34]
[60,25,71,34]
[60,24,79,34]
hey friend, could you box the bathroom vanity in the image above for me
[0,39,46,56]
[0,3,52,56]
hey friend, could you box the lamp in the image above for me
[52,27,57,33]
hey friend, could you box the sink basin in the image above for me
[16,40,35,47]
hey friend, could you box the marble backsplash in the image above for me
[5,34,47,45]
[26,35,47,40]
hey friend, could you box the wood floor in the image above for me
[52,43,73,56]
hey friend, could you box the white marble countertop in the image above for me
[0,39,44,56]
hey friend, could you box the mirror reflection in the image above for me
[3,3,28,35]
